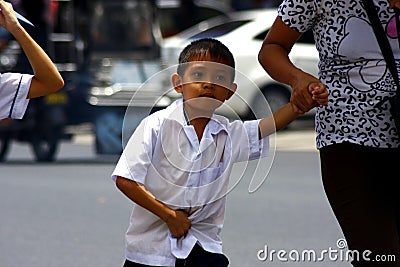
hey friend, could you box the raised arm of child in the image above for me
[115,176,192,238]
[0,1,64,98]
[258,82,328,139]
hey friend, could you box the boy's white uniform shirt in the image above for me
[0,73,32,119]
[112,99,269,266]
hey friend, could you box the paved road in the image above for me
[0,129,350,267]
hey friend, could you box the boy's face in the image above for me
[172,61,237,113]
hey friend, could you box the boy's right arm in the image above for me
[115,176,191,238]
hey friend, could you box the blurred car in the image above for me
[162,9,319,119]
[156,0,233,38]
[86,0,232,154]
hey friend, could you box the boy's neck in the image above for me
[183,103,213,141]
[183,102,214,123]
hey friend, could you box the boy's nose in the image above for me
[202,81,215,89]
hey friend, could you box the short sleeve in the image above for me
[0,73,32,119]
[278,0,319,33]
[111,117,155,184]
[228,120,269,163]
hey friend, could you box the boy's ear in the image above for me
[226,83,237,100]
[171,73,183,93]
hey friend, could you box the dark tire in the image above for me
[31,125,62,162]
[251,85,291,118]
[0,136,10,162]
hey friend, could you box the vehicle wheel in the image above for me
[252,86,291,118]
[0,136,10,162]
[31,125,62,162]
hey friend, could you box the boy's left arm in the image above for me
[258,103,298,139]
[258,83,328,139]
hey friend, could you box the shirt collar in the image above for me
[167,99,228,135]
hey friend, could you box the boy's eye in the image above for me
[216,75,226,81]
[193,72,203,78]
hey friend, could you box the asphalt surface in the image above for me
[0,128,350,267]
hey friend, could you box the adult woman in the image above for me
[258,0,400,266]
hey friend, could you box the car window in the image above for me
[90,1,156,52]
[189,20,250,39]
[158,7,228,38]
[254,30,269,41]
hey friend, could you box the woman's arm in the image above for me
[258,16,321,114]
[0,1,64,98]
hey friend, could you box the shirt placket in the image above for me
[182,125,200,210]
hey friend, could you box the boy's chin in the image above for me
[186,98,223,113]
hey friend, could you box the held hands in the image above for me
[165,209,191,238]
[309,82,328,106]
[290,73,328,114]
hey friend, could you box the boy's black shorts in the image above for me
[123,260,152,267]
[175,243,229,267]
[123,260,155,267]
[123,244,229,267]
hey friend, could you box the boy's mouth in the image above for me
[199,93,216,99]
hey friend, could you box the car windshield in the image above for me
[188,20,250,39]
[158,6,229,38]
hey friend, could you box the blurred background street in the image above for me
[1,0,319,162]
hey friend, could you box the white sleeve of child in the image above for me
[111,118,154,184]
[229,119,269,163]
[0,73,32,119]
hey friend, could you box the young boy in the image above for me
[112,38,328,267]
[0,1,64,119]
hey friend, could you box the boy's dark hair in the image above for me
[177,38,235,81]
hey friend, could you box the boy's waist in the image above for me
[170,226,223,259]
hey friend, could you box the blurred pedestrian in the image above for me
[0,0,63,119]
[258,0,400,266]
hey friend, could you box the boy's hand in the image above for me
[166,209,191,238]
[308,82,328,106]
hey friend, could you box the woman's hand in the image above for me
[290,72,325,114]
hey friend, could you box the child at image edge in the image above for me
[0,1,64,120]
[112,38,328,267]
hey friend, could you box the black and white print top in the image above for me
[279,0,400,148]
